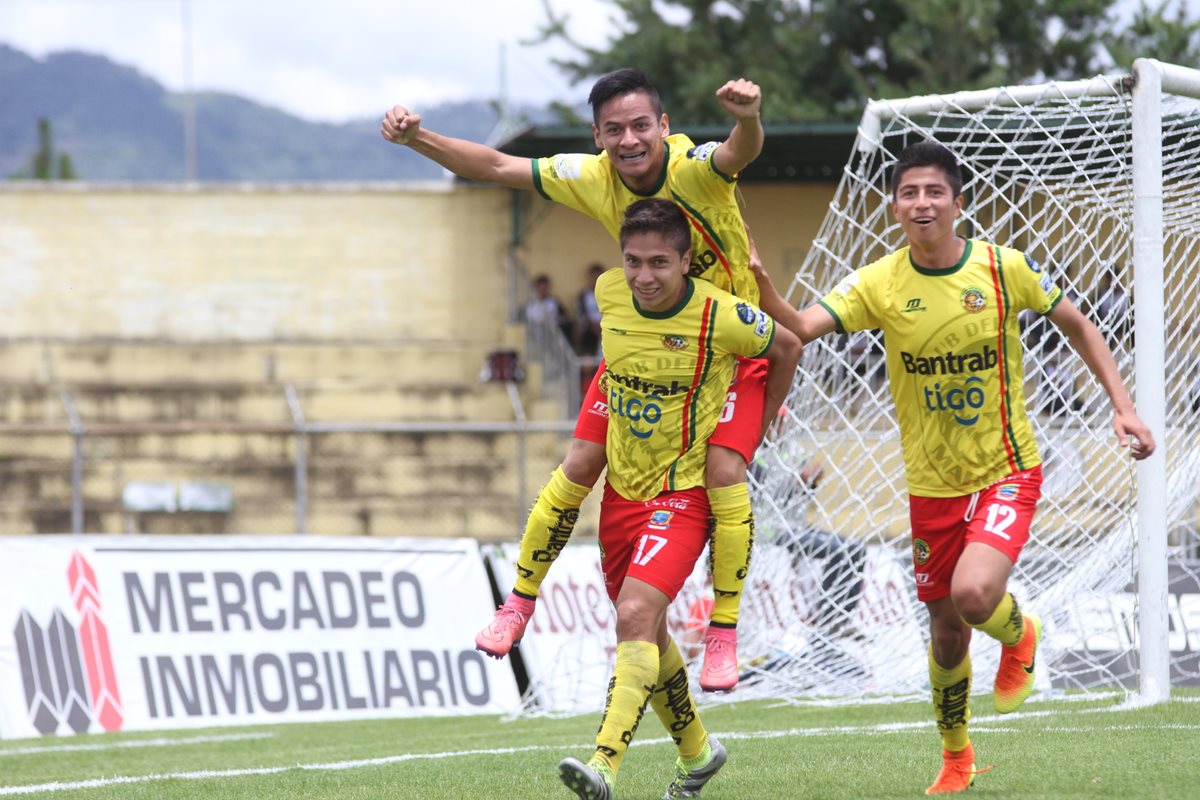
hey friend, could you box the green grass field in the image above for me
[2,692,1197,799]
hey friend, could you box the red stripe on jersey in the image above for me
[986,245,1018,473]
[665,296,715,493]
[678,206,735,287]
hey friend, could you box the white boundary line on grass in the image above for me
[0,732,274,757]
[3,707,1198,796]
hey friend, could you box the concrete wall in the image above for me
[0,182,512,342]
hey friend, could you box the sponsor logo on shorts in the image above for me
[997,484,1019,500]
[915,572,931,585]
[913,538,931,566]
[961,286,987,313]
[662,334,688,351]
[648,510,674,530]
[588,400,609,417]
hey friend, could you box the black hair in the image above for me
[588,68,663,124]
[619,198,690,255]
[891,141,964,198]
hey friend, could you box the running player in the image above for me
[750,141,1155,794]
[382,68,768,689]
[557,198,801,800]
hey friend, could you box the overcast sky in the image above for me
[3,0,1192,124]
[0,0,622,123]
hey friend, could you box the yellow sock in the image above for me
[970,592,1025,646]
[707,483,754,626]
[929,646,972,752]
[512,467,591,598]
[648,638,708,761]
[594,640,657,773]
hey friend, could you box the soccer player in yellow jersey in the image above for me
[383,68,767,689]
[557,198,801,800]
[752,142,1155,795]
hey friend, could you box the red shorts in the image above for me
[908,466,1043,602]
[575,357,768,464]
[598,483,711,603]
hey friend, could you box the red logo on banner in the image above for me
[67,551,124,732]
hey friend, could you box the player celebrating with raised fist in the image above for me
[556,198,800,800]
[383,68,773,690]
[751,141,1155,795]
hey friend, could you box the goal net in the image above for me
[739,60,1200,704]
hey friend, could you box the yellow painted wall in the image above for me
[0,183,512,342]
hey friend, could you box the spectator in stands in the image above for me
[575,263,605,359]
[522,273,574,344]
[1093,265,1131,351]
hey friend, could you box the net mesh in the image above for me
[738,70,1200,703]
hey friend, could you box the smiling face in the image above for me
[593,90,669,193]
[891,165,964,253]
[621,230,691,313]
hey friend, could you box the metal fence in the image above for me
[0,387,580,539]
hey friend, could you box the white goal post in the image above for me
[742,58,1200,707]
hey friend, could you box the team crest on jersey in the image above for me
[662,334,688,351]
[961,287,987,313]
[687,141,719,162]
[648,510,674,530]
[736,303,756,324]
[913,538,931,566]
[997,484,1020,500]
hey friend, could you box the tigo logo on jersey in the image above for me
[648,510,674,530]
[961,287,987,313]
[924,375,986,426]
[662,334,688,351]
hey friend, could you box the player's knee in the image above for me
[705,446,747,488]
[561,438,606,485]
[614,595,661,641]
[952,584,997,625]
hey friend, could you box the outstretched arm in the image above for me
[712,79,764,177]
[747,233,838,344]
[381,105,534,190]
[1049,295,1156,459]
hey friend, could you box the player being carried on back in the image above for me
[382,68,774,690]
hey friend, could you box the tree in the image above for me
[11,118,77,180]
[532,0,1122,123]
[1104,0,1200,69]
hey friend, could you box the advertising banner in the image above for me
[0,536,520,739]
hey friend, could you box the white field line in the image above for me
[2,707,1197,796]
[0,732,274,757]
